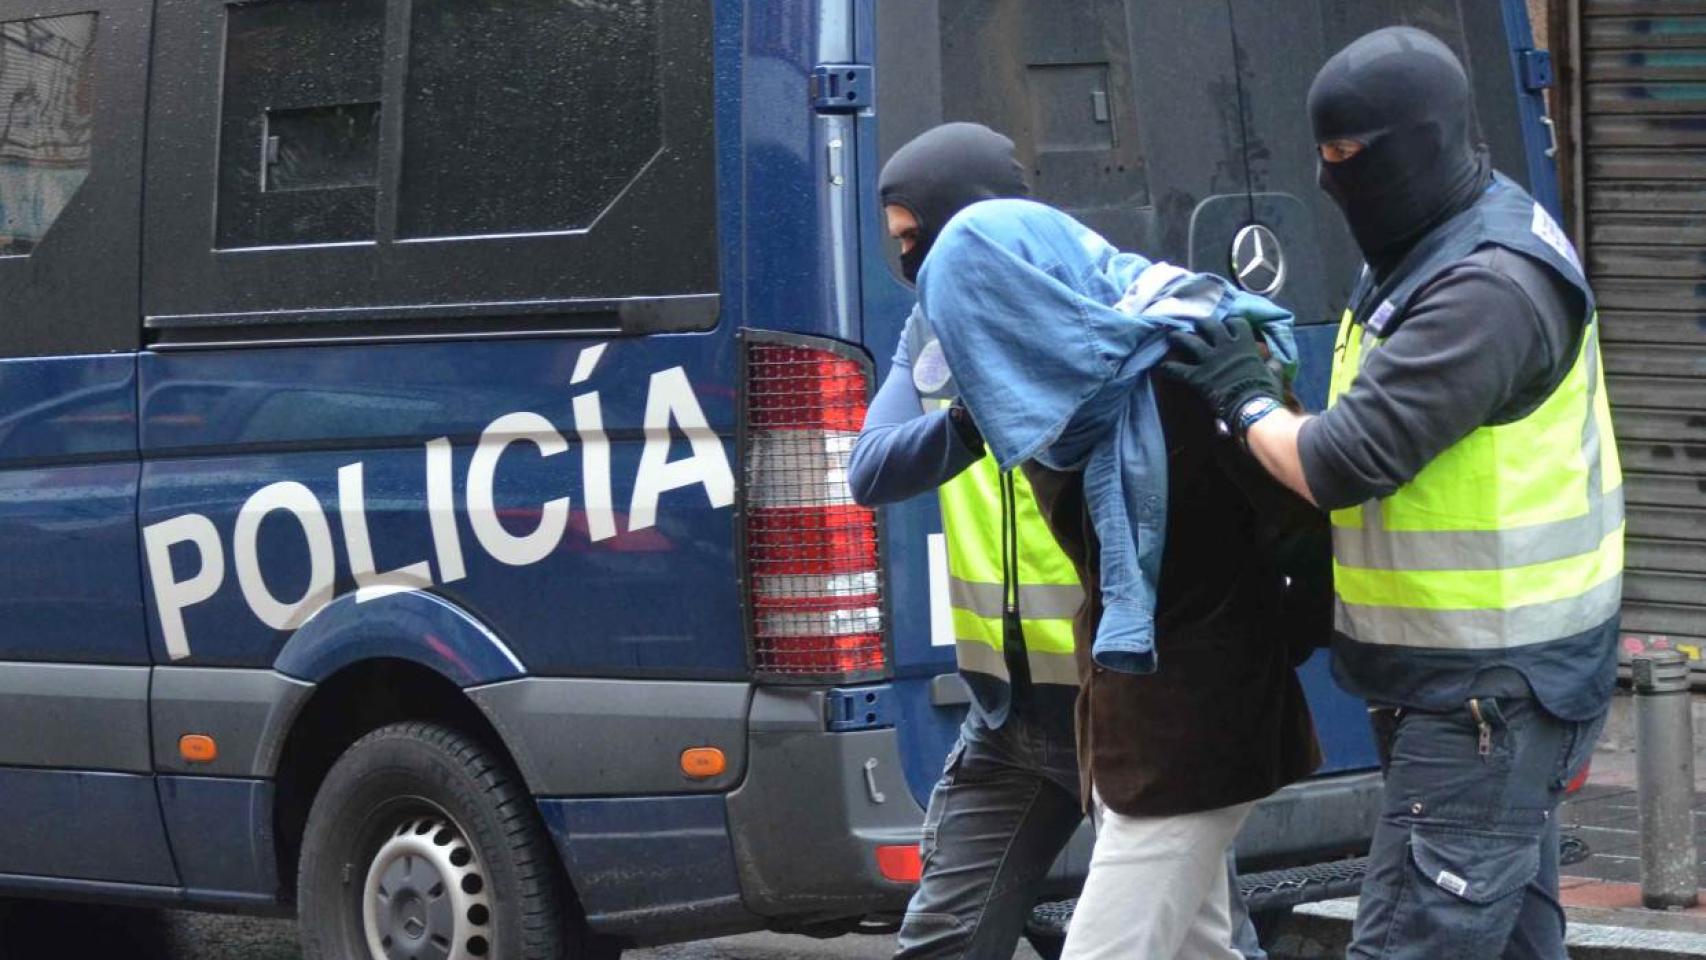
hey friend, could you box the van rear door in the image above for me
[867,0,1262,806]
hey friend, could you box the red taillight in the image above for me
[741,335,886,679]
[875,844,923,884]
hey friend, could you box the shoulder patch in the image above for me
[1366,300,1398,337]
[1530,203,1583,275]
[911,338,954,396]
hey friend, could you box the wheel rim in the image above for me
[361,812,493,960]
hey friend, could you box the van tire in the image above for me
[297,721,571,960]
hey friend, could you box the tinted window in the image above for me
[876,0,1226,264]
[144,0,718,338]
[911,0,1151,229]
[217,0,384,248]
[0,14,95,257]
[399,0,661,238]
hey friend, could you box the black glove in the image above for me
[1158,315,1283,427]
[947,397,985,454]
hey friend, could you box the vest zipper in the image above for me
[1000,471,1032,698]
[1002,471,1019,621]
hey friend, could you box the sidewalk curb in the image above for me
[1268,898,1706,960]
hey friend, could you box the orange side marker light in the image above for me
[680,747,726,779]
[179,734,218,764]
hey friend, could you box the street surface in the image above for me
[1,901,1695,959]
[0,906,1045,960]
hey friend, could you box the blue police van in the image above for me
[0,0,1562,956]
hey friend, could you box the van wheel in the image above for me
[297,721,569,960]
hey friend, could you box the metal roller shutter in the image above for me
[1580,0,1706,658]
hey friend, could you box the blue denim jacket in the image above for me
[918,199,1295,674]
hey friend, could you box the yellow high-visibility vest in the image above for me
[1326,307,1624,651]
[937,447,1082,688]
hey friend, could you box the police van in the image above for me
[0,0,1562,956]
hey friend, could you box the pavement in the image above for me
[5,745,1704,958]
[1263,747,1706,959]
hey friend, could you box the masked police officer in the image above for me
[1160,27,1622,960]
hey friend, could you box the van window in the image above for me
[217,0,384,248]
[0,0,147,359]
[144,0,717,340]
[0,14,96,257]
[876,0,1151,248]
[398,0,662,239]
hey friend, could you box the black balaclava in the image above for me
[879,122,1030,284]
[1308,27,1491,273]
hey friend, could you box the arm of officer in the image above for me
[847,314,985,506]
[1167,250,1574,509]
[1252,257,1570,509]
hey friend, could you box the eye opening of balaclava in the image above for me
[1307,26,1491,272]
[878,122,1031,285]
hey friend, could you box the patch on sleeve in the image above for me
[1435,869,1469,897]
[1530,202,1583,276]
[911,338,954,397]
[1366,299,1398,337]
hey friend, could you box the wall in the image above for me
[1529,0,1552,51]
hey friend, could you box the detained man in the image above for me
[909,191,1325,959]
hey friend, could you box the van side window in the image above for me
[217,0,385,248]
[0,14,96,257]
[145,0,717,342]
[0,1,146,359]
[398,0,661,239]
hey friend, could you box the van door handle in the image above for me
[1540,115,1559,159]
[863,757,887,804]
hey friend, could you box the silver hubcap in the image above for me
[362,814,493,960]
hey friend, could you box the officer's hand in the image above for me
[1158,315,1282,426]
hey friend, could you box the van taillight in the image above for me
[739,331,886,680]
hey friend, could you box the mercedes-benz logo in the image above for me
[1230,224,1286,297]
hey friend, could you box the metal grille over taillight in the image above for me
[738,330,887,680]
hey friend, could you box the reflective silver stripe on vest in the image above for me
[1333,491,1624,571]
[1335,324,1618,573]
[1335,572,1623,651]
[953,632,1081,686]
[948,576,1085,620]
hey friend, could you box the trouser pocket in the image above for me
[1383,822,1541,958]
[917,738,969,875]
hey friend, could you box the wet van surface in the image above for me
[0,0,1564,952]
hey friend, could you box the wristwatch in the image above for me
[1232,396,1283,446]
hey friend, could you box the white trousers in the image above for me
[1061,794,1256,960]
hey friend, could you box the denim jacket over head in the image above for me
[917,199,1296,674]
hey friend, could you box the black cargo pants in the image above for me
[1350,684,1605,960]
